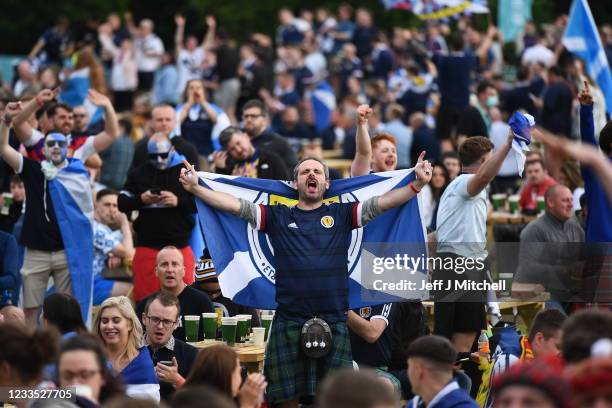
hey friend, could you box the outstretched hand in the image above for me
[414,151,432,188]
[578,80,593,106]
[175,14,186,27]
[179,160,198,192]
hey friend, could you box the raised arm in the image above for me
[476,26,496,67]
[0,103,24,172]
[111,212,135,260]
[179,160,241,213]
[98,25,120,58]
[203,15,216,51]
[28,39,45,60]
[174,14,186,60]
[466,130,513,197]
[12,88,58,143]
[377,151,432,212]
[578,80,597,146]
[89,89,120,152]
[351,104,373,177]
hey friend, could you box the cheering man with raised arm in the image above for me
[180,155,432,408]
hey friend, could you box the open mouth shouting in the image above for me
[306,178,318,194]
[384,157,396,169]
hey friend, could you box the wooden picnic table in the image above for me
[322,148,343,159]
[422,298,547,333]
[195,340,266,373]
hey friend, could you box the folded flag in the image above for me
[192,169,428,310]
[508,111,534,177]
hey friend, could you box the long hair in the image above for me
[431,162,450,201]
[42,293,87,334]
[58,334,125,403]
[183,345,239,398]
[74,46,107,94]
[93,296,142,365]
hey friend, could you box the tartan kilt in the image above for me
[264,316,353,403]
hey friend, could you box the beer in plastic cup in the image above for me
[236,315,248,343]
[202,312,218,341]
[261,314,273,341]
[508,195,520,214]
[184,315,200,343]
[491,193,507,211]
[536,196,545,212]
[1,193,12,216]
[252,327,266,346]
[236,314,252,338]
[221,317,238,346]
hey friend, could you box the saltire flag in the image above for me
[46,158,94,325]
[192,169,428,310]
[310,80,337,135]
[59,67,104,125]
[121,348,160,402]
[563,0,612,114]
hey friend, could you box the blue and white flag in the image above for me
[507,111,534,177]
[46,158,94,325]
[59,67,104,124]
[193,169,428,310]
[563,0,612,114]
[310,80,336,135]
[122,347,160,402]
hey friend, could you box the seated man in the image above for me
[191,248,260,325]
[214,126,290,180]
[136,246,214,342]
[142,291,198,401]
[406,335,479,408]
[347,303,400,392]
[513,185,584,300]
[93,189,134,305]
[518,159,557,211]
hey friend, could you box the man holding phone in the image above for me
[119,132,197,301]
[143,291,198,401]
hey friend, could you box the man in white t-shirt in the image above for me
[434,133,513,353]
[130,18,165,91]
[174,14,216,95]
[521,36,554,68]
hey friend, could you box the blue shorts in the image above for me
[93,274,114,306]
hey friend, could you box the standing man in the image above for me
[351,104,398,177]
[434,132,514,353]
[136,246,214,342]
[119,132,196,301]
[179,153,432,408]
[240,99,298,172]
[0,103,93,325]
[142,291,198,401]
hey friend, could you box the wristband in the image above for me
[409,182,421,194]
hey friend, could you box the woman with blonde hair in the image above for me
[94,296,159,402]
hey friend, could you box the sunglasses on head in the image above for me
[45,139,67,148]
[149,152,169,159]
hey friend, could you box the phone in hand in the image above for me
[159,360,174,366]
[150,188,162,195]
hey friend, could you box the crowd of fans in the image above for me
[0,3,611,408]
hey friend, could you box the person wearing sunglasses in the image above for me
[141,291,198,401]
[1,103,95,327]
[118,132,197,302]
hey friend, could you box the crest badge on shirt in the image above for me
[320,215,335,228]
[359,307,372,318]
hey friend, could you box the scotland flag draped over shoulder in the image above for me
[193,169,427,310]
[563,0,612,114]
[46,158,94,325]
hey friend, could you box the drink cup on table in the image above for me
[261,314,273,341]
[536,196,545,213]
[508,195,520,214]
[202,312,218,341]
[221,317,238,346]
[252,327,266,346]
[236,315,248,343]
[491,193,507,212]
[184,315,200,343]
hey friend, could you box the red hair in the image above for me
[371,133,396,149]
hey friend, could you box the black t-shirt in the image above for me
[132,136,200,172]
[349,303,395,368]
[457,106,488,138]
[147,339,198,401]
[137,287,214,342]
[18,158,64,251]
[250,131,298,172]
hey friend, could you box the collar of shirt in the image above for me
[427,380,460,408]
[144,333,175,351]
